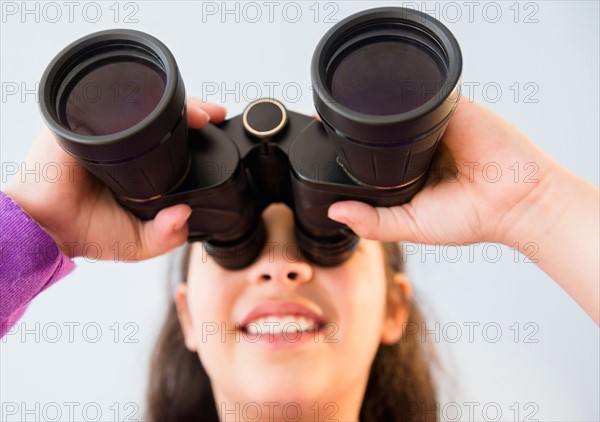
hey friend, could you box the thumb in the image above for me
[328,201,419,242]
[138,204,192,260]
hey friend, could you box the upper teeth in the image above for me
[245,315,319,335]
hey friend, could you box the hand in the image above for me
[4,98,226,261]
[327,97,559,248]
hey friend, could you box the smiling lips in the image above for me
[240,301,327,335]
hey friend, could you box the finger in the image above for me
[312,112,321,122]
[328,200,421,243]
[138,204,192,259]
[441,96,513,155]
[187,102,210,128]
[188,97,227,124]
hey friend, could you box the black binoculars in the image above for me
[39,7,462,269]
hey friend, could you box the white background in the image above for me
[1,1,598,421]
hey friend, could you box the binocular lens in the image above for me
[60,60,166,136]
[312,8,462,189]
[327,40,448,116]
[40,30,189,201]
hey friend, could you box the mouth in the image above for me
[239,301,328,335]
[240,315,327,335]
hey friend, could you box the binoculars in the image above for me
[39,7,462,269]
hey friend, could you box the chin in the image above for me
[238,366,329,404]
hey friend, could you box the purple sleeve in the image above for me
[0,191,75,338]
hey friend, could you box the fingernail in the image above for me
[195,107,210,124]
[173,208,192,231]
[172,219,186,232]
[328,210,349,225]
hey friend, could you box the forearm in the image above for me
[0,192,76,337]
[506,167,600,324]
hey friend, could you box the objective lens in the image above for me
[327,40,448,116]
[39,29,188,201]
[312,7,462,189]
[60,60,166,136]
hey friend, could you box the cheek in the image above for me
[185,267,241,369]
[188,275,246,385]
[324,260,388,359]
[186,254,240,324]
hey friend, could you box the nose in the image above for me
[247,244,313,285]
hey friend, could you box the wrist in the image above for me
[3,182,71,257]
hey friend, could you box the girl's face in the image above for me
[176,204,410,416]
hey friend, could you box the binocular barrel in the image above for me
[39,7,462,269]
